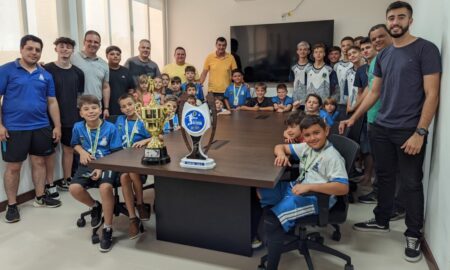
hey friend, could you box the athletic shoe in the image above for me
[404,236,422,262]
[4,204,20,223]
[390,210,406,221]
[91,201,103,228]
[128,217,143,239]
[99,227,113,252]
[136,204,151,221]
[353,218,390,232]
[358,191,377,204]
[252,236,263,249]
[45,184,60,200]
[33,195,62,208]
[56,178,71,191]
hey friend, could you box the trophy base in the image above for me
[180,157,216,170]
[142,147,171,165]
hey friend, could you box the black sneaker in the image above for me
[353,218,390,232]
[56,178,71,191]
[45,184,60,200]
[404,236,422,262]
[358,191,377,204]
[4,204,20,223]
[91,201,103,228]
[99,227,113,252]
[390,210,406,221]
[33,195,62,208]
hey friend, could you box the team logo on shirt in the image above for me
[100,137,108,146]
[39,74,45,81]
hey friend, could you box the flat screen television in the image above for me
[230,20,334,83]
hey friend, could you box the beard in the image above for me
[389,24,409,38]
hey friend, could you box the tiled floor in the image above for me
[0,185,428,270]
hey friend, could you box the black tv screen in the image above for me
[230,20,334,83]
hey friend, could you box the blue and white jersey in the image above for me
[115,115,150,148]
[334,60,353,105]
[71,120,122,159]
[345,68,358,109]
[291,62,311,103]
[163,114,180,134]
[272,96,293,106]
[305,65,338,102]
[181,82,205,101]
[224,83,251,108]
[288,141,348,185]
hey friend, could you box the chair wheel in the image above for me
[332,231,341,241]
[92,234,100,244]
[77,218,86,227]
[344,264,354,270]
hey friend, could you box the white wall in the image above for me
[410,0,450,269]
[166,0,393,86]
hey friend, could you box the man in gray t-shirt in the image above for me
[71,30,111,118]
[340,2,441,263]
[124,39,161,85]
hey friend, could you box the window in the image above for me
[0,0,24,64]
[83,0,110,56]
[110,0,132,60]
[26,0,59,64]
[149,0,164,68]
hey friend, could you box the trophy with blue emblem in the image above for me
[180,102,216,169]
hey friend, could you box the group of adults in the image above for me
[0,28,238,222]
[0,0,442,264]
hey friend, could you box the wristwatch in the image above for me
[415,128,428,136]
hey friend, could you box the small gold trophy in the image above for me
[135,78,171,165]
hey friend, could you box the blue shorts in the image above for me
[258,181,318,232]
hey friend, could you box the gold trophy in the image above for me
[135,78,171,165]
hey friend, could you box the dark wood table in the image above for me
[90,111,287,256]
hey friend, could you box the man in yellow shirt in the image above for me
[200,37,237,97]
[162,47,198,83]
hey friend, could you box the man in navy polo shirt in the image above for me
[0,35,62,223]
[340,1,441,262]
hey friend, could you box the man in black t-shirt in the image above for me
[44,37,85,194]
[106,46,135,115]
[340,2,441,262]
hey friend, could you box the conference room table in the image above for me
[90,111,288,256]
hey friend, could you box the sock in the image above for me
[104,224,112,230]
[36,195,44,201]
[8,203,17,208]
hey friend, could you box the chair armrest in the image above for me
[303,192,330,227]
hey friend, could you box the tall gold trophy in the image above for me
[135,78,171,165]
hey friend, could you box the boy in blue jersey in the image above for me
[258,115,349,268]
[1,35,62,223]
[69,95,122,253]
[186,83,203,106]
[320,97,340,126]
[181,66,204,101]
[115,94,151,239]
[345,46,364,114]
[272,83,293,113]
[224,69,251,110]
[163,95,181,134]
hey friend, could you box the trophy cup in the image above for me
[179,99,216,169]
[135,78,171,165]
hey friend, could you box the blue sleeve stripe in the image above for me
[330,178,349,185]
[289,144,299,160]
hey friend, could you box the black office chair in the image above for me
[257,134,359,270]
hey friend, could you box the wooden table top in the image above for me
[90,111,288,188]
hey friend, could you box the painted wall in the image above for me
[166,0,393,89]
[410,0,450,269]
